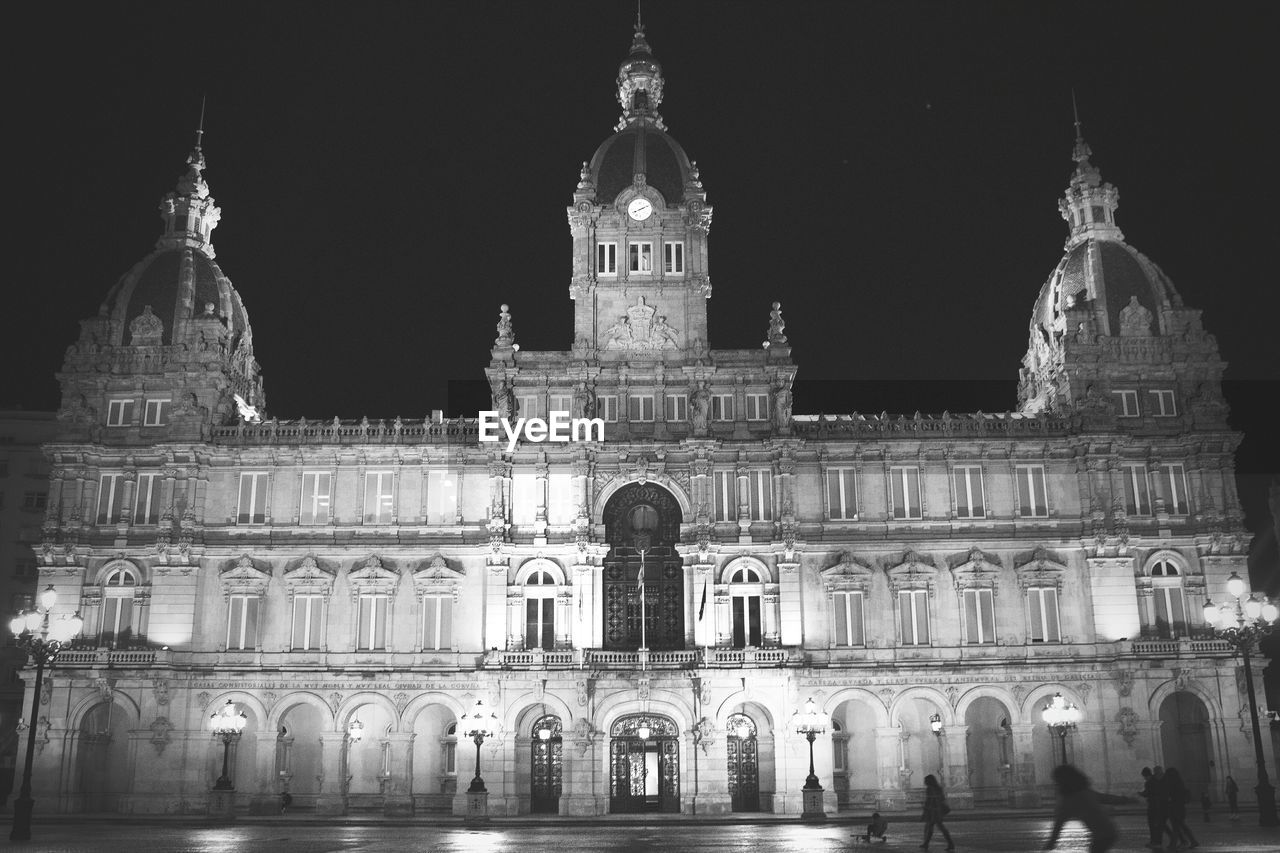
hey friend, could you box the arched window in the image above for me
[729,565,763,648]
[525,569,557,650]
[441,721,458,792]
[1150,558,1187,639]
[100,566,138,647]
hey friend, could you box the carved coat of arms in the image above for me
[602,297,679,351]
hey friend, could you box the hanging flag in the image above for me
[697,576,708,621]
[636,552,645,598]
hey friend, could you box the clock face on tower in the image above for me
[627,198,653,221]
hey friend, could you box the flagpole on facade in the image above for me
[638,549,647,669]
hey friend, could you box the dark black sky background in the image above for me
[6,1,1277,587]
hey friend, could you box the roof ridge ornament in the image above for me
[157,101,222,257]
[615,16,666,132]
[1057,94,1123,250]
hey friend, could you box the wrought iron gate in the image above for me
[726,713,760,812]
[609,714,680,812]
[530,715,562,813]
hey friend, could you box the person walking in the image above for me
[1044,764,1119,853]
[920,774,955,851]
[1139,766,1176,849]
[1164,768,1199,849]
[1225,775,1239,820]
[1200,790,1211,823]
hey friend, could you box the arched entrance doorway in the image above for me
[610,713,680,812]
[530,714,563,813]
[75,700,136,812]
[1160,692,1212,797]
[602,484,684,650]
[964,697,1015,806]
[726,713,760,812]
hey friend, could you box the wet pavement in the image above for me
[3,814,1277,852]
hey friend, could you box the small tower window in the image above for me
[1091,205,1105,224]
[633,89,649,111]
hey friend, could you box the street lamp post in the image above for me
[209,700,248,790]
[1041,693,1081,766]
[791,697,829,822]
[460,699,501,821]
[8,586,83,842]
[1203,571,1278,827]
[930,712,945,777]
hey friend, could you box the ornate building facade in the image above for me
[19,23,1271,817]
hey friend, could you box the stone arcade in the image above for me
[19,21,1271,817]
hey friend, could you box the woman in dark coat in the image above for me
[920,774,955,851]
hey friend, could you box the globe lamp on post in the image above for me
[791,697,829,821]
[8,586,82,841]
[1041,693,1081,766]
[1203,572,1278,826]
[209,700,248,791]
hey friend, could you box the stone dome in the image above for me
[1030,238,1181,341]
[587,123,693,207]
[97,246,253,349]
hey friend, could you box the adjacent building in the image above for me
[17,22,1270,816]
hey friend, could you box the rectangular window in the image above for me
[962,588,996,644]
[133,473,161,524]
[237,473,268,525]
[1016,465,1049,517]
[292,595,324,650]
[628,241,653,273]
[1028,587,1061,643]
[1150,389,1177,417]
[357,594,389,650]
[549,394,573,415]
[596,395,619,423]
[22,492,47,512]
[106,399,135,427]
[711,394,734,422]
[510,472,538,526]
[143,399,171,426]
[747,470,772,521]
[713,470,736,522]
[826,468,858,520]
[1160,463,1190,515]
[1091,204,1106,223]
[663,241,684,274]
[1154,586,1187,639]
[100,596,133,645]
[1123,464,1151,516]
[517,394,543,420]
[422,595,453,650]
[525,596,555,651]
[628,395,655,422]
[299,472,331,525]
[426,470,458,525]
[226,595,260,650]
[1112,390,1140,417]
[890,466,922,520]
[548,472,575,525]
[745,393,769,421]
[363,472,395,524]
[731,595,762,648]
[96,474,125,524]
[953,466,986,519]
[665,393,687,422]
[833,590,865,647]
[898,589,930,645]
[597,242,618,275]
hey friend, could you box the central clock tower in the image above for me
[566,19,713,359]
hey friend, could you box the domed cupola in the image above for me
[1017,108,1226,425]
[563,18,714,359]
[56,123,265,441]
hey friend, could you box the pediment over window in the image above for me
[1015,546,1068,591]
[413,553,464,597]
[821,551,873,592]
[950,547,1003,592]
[349,554,400,597]
[884,550,938,593]
[219,555,271,596]
[283,555,336,597]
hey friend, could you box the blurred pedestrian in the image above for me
[1200,790,1211,822]
[280,791,292,814]
[1225,775,1239,820]
[1044,764,1119,853]
[1164,767,1198,848]
[920,774,955,851]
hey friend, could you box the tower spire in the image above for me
[1058,95,1122,248]
[156,102,222,256]
[615,14,666,131]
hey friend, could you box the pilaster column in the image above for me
[777,560,801,646]
[382,731,416,816]
[314,732,348,815]
[1009,722,1041,806]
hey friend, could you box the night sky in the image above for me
[7,2,1277,587]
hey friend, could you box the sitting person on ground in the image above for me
[864,811,889,842]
